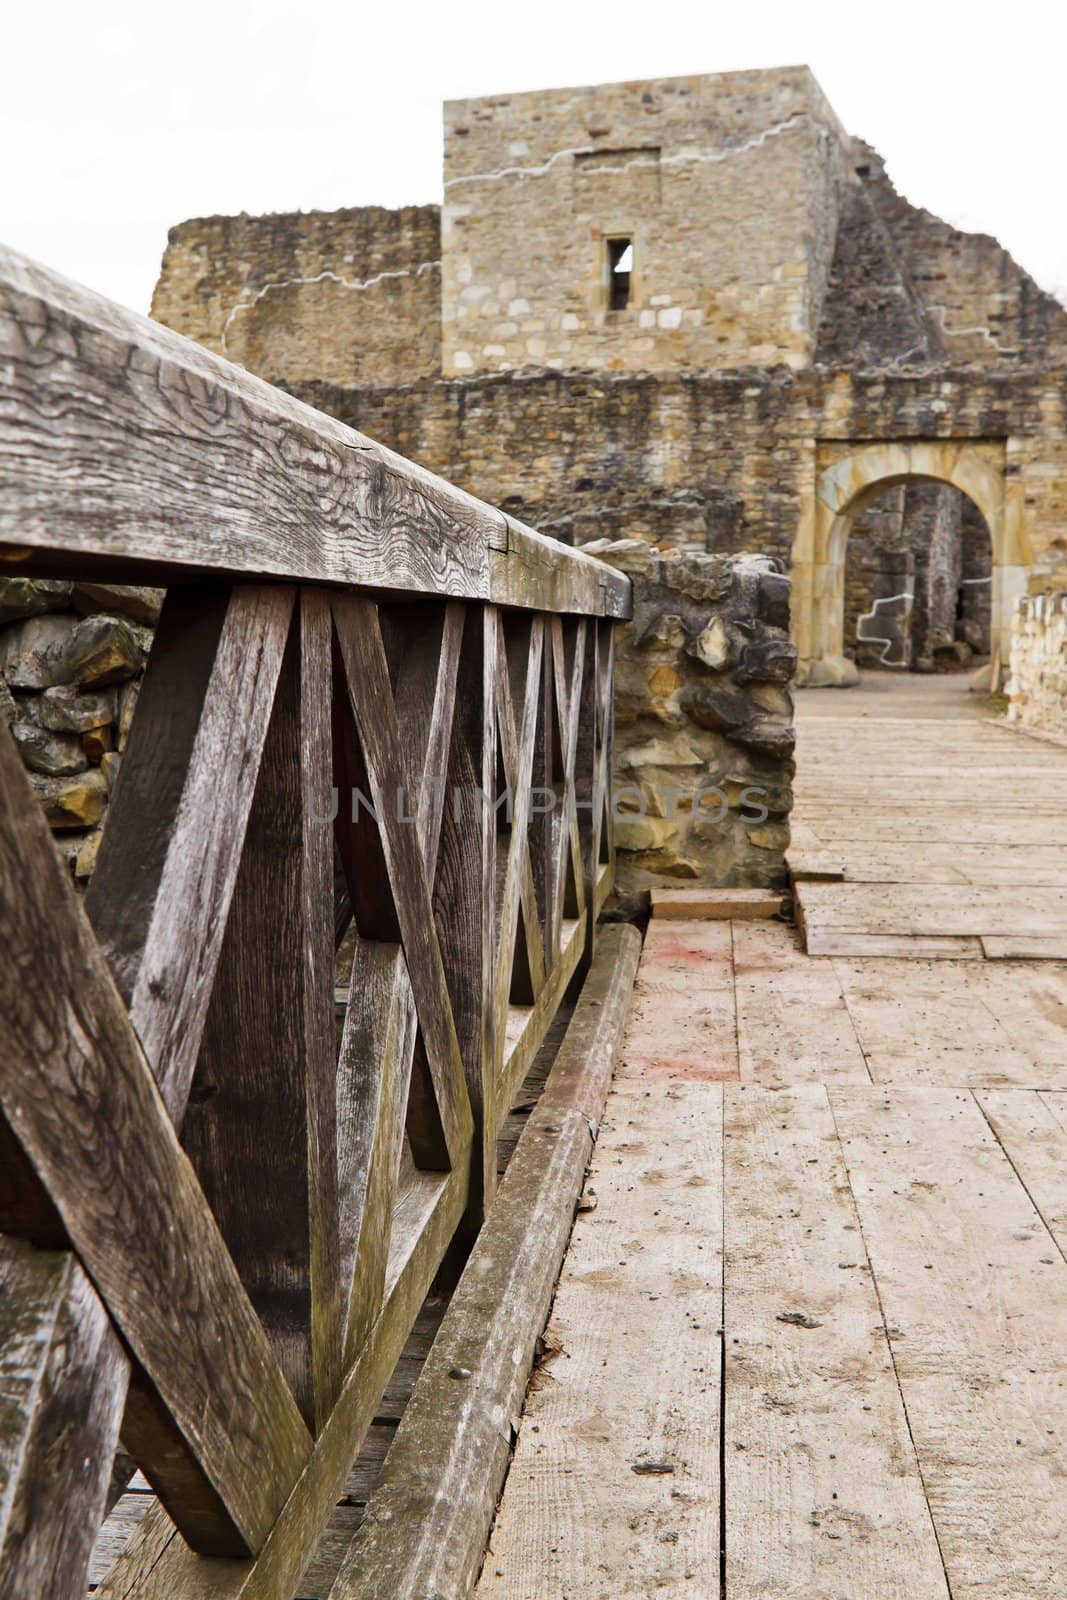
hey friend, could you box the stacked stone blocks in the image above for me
[0,580,158,878]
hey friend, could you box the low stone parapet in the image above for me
[583,540,795,900]
[1008,592,1067,735]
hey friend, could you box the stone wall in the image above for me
[1009,593,1067,735]
[0,581,158,879]
[442,67,849,376]
[585,541,794,901]
[294,364,1067,596]
[151,206,442,387]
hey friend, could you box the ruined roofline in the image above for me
[446,62,828,114]
[850,136,1067,315]
[163,201,440,244]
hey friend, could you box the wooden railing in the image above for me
[0,245,630,1597]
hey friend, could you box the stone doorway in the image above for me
[791,439,1030,685]
[844,480,992,672]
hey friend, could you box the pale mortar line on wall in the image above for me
[855,590,914,667]
[444,112,836,191]
[926,308,1020,357]
[219,260,441,355]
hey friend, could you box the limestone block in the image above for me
[37,684,118,733]
[118,679,141,749]
[83,723,114,763]
[101,751,122,793]
[31,769,108,830]
[735,639,798,684]
[0,578,73,622]
[729,717,796,758]
[804,653,860,688]
[71,583,165,625]
[614,814,678,852]
[12,719,89,777]
[678,683,750,733]
[62,615,143,687]
[74,829,104,879]
[0,614,77,688]
[687,616,730,669]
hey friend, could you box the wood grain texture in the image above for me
[477,1077,723,1600]
[723,1085,949,1598]
[492,612,548,1012]
[0,1237,126,1600]
[181,592,342,1432]
[334,924,641,1600]
[87,583,295,1119]
[337,942,418,1362]
[732,920,870,1085]
[831,1087,1067,1599]
[333,594,473,1168]
[0,720,311,1553]
[975,1090,1067,1255]
[0,244,629,618]
[430,607,498,1219]
[95,1168,467,1600]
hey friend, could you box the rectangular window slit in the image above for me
[607,238,633,310]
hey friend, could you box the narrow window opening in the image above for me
[607,237,633,310]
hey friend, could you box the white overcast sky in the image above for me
[4,0,1065,317]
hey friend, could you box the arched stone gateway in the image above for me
[791,439,1031,684]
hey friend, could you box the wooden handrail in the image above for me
[0,243,630,620]
[0,240,628,1598]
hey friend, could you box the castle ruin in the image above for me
[150,66,1067,689]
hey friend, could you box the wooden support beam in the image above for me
[0,721,311,1555]
[0,1237,126,1598]
[332,594,474,1170]
[328,924,642,1600]
[181,591,342,1432]
[86,582,295,1119]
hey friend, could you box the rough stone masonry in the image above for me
[11,64,1067,893]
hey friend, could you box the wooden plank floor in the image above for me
[478,675,1067,1600]
[792,673,1067,959]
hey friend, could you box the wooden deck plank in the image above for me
[619,920,739,1083]
[831,959,1046,1087]
[723,1085,949,1599]
[975,1091,1067,1256]
[732,921,870,1084]
[475,1078,724,1600]
[830,1087,1067,1599]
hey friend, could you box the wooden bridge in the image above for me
[0,244,633,1598]
[3,244,1067,1600]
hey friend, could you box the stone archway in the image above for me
[791,439,1030,683]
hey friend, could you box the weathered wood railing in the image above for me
[0,245,629,1597]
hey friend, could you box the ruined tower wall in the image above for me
[150,205,442,387]
[817,141,1067,369]
[441,67,849,376]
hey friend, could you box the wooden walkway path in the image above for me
[477,675,1067,1599]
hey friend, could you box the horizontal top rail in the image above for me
[0,245,630,619]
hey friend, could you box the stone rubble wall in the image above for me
[0,580,159,879]
[151,205,442,387]
[584,540,794,902]
[295,364,1067,597]
[1009,593,1067,735]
